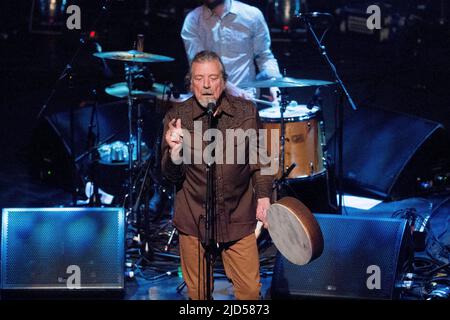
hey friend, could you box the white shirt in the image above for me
[181,0,281,96]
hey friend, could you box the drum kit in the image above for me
[88,46,185,255]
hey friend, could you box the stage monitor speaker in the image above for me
[271,214,411,300]
[1,207,125,294]
[328,106,448,200]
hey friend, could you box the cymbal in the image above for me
[239,77,333,88]
[105,82,192,102]
[93,50,174,63]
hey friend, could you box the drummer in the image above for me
[181,0,282,102]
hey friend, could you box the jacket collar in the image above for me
[192,92,235,120]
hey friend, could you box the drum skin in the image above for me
[267,197,324,265]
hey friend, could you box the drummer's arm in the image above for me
[225,82,254,100]
[181,12,205,64]
[252,9,282,103]
[253,10,281,81]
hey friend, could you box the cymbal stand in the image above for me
[163,186,176,252]
[277,85,291,199]
[124,62,144,224]
[123,62,155,274]
[131,149,154,261]
[137,102,144,164]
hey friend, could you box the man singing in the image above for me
[161,51,274,300]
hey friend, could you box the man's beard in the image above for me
[204,0,225,10]
[197,95,216,108]
[196,92,223,110]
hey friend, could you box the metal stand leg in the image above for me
[164,226,178,252]
[176,281,187,293]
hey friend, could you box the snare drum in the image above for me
[259,104,326,179]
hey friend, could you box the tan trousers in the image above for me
[179,233,261,300]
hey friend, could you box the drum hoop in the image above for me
[260,114,317,123]
[287,168,327,180]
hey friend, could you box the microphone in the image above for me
[307,87,322,109]
[296,12,333,19]
[206,100,217,115]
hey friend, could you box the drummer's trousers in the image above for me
[179,233,261,300]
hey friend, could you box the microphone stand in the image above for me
[273,163,297,199]
[125,34,146,229]
[300,14,358,214]
[279,90,287,180]
[275,73,293,200]
[204,105,217,300]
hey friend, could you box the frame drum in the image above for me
[266,197,324,265]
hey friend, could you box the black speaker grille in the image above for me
[1,208,125,290]
[272,214,408,299]
[328,107,444,199]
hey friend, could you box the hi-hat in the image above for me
[239,77,333,88]
[93,50,174,63]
